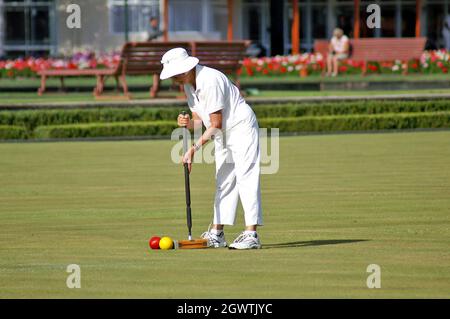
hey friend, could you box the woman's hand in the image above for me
[182,146,195,173]
[177,113,191,128]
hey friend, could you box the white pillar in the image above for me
[201,0,209,36]
[327,0,336,39]
[305,0,312,51]
[421,0,426,37]
[396,0,402,37]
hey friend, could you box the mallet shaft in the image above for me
[182,111,193,240]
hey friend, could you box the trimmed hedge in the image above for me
[259,112,450,133]
[253,100,450,118]
[34,121,178,139]
[32,112,450,139]
[0,125,28,139]
[0,107,181,132]
[1,100,450,131]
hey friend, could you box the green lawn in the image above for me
[0,132,449,298]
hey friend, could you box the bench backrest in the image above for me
[120,41,191,75]
[190,41,250,75]
[314,37,426,61]
[118,41,249,76]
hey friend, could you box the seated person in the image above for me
[326,28,349,77]
[147,17,164,41]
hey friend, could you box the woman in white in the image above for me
[326,28,350,77]
[160,48,263,250]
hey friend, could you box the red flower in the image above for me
[245,66,254,76]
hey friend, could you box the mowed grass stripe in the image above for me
[0,132,449,298]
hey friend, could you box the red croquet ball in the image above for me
[149,236,161,250]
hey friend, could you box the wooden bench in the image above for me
[191,40,250,87]
[38,41,191,98]
[37,68,117,96]
[37,40,250,98]
[313,37,427,75]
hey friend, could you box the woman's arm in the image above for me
[194,110,222,148]
[182,110,222,173]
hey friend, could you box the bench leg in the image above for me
[114,75,120,92]
[119,74,130,98]
[150,74,160,98]
[402,61,408,75]
[59,77,66,92]
[94,75,107,96]
[38,75,47,96]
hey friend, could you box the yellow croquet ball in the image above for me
[159,236,174,250]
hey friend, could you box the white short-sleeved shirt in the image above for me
[331,35,349,53]
[184,65,256,132]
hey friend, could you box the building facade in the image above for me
[0,0,449,58]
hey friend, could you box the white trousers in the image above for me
[213,117,263,226]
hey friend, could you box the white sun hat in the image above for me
[160,47,199,80]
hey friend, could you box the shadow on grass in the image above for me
[263,239,369,249]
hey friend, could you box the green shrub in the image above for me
[0,107,182,131]
[1,100,450,131]
[252,100,450,118]
[34,121,178,139]
[31,112,450,139]
[259,112,450,133]
[0,125,28,139]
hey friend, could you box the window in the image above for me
[312,4,327,40]
[211,0,228,39]
[242,0,269,55]
[426,2,447,49]
[401,5,416,37]
[168,0,202,32]
[336,4,354,38]
[109,0,160,34]
[380,5,396,37]
[297,0,328,51]
[2,0,54,57]
[167,0,231,39]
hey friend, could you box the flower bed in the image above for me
[0,50,448,79]
[240,50,449,77]
[0,51,120,79]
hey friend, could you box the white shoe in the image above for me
[228,232,262,250]
[200,229,227,248]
